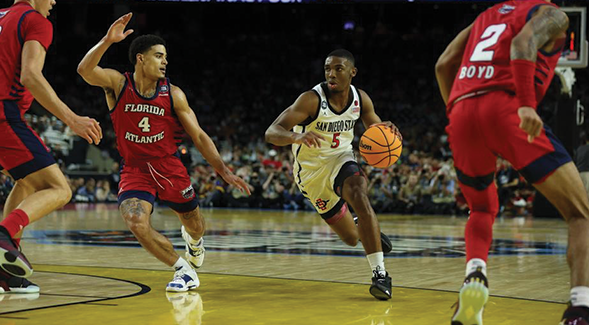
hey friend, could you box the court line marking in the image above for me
[31,264,565,305]
[0,271,150,316]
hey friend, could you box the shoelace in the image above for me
[173,267,192,281]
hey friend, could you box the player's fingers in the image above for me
[313,137,321,148]
[124,29,134,37]
[528,134,535,143]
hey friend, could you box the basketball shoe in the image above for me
[352,215,393,254]
[181,226,205,269]
[166,266,200,292]
[0,269,39,294]
[559,305,589,325]
[451,267,489,325]
[369,270,392,300]
[0,227,32,278]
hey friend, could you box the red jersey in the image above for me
[110,73,184,165]
[448,0,562,109]
[0,2,52,112]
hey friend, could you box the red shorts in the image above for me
[446,90,571,188]
[0,100,55,180]
[118,155,198,212]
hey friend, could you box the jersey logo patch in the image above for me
[321,101,327,109]
[315,198,330,211]
[353,106,360,114]
[498,4,515,14]
[160,84,169,93]
[181,185,195,199]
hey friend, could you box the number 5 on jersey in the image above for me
[139,116,151,132]
[331,132,341,148]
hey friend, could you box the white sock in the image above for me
[367,252,386,277]
[192,237,203,246]
[466,258,487,277]
[571,287,589,308]
[173,257,192,271]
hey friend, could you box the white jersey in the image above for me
[292,83,362,183]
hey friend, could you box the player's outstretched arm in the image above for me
[21,41,102,145]
[435,24,473,105]
[359,90,401,140]
[265,92,326,148]
[172,85,251,195]
[511,6,568,143]
[77,13,133,90]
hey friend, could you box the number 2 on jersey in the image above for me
[331,133,341,148]
[470,24,507,62]
[138,117,151,132]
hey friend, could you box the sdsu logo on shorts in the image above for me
[315,198,329,211]
[180,185,195,199]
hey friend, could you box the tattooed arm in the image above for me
[511,5,568,143]
[511,5,569,61]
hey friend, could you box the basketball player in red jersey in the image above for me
[78,13,250,292]
[436,1,589,324]
[0,0,102,294]
[266,49,398,300]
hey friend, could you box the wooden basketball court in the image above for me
[0,205,570,324]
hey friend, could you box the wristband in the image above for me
[511,59,537,109]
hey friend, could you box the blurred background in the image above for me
[0,0,587,219]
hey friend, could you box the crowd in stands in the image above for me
[1,2,584,218]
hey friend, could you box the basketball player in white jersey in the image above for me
[265,49,398,300]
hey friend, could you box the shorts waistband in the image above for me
[452,88,515,106]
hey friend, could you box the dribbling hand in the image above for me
[370,121,403,142]
[293,131,325,148]
[105,13,134,44]
[518,107,543,143]
[70,115,103,145]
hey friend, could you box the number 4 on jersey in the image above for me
[138,116,150,132]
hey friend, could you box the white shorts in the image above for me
[295,152,361,220]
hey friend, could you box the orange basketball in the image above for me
[359,125,402,168]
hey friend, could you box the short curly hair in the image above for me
[128,35,166,65]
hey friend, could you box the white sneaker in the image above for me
[181,226,205,269]
[166,266,200,292]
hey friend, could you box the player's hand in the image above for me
[293,131,325,148]
[105,13,134,44]
[370,121,403,142]
[69,115,102,145]
[518,107,543,143]
[219,168,251,196]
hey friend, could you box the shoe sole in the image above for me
[369,286,392,300]
[0,248,32,278]
[9,286,40,294]
[451,281,488,325]
[166,284,198,293]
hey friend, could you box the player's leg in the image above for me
[447,97,498,325]
[531,163,589,323]
[325,204,359,247]
[153,157,202,291]
[176,208,206,270]
[339,167,391,300]
[0,176,38,294]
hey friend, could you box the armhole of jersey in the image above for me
[17,10,37,46]
[110,73,129,113]
[526,4,563,57]
[357,88,364,117]
[167,78,175,112]
[298,90,321,126]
